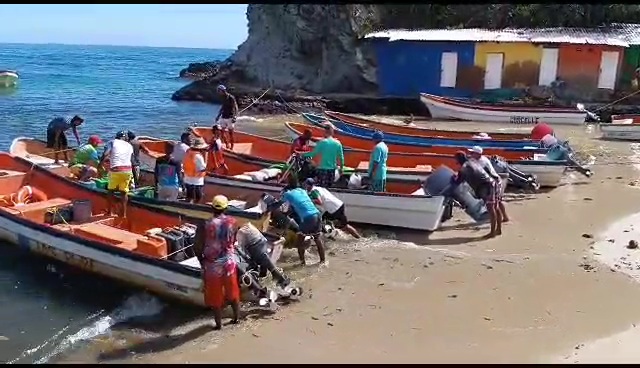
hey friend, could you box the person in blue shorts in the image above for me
[279,176,326,266]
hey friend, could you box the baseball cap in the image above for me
[217,84,227,91]
[303,178,315,186]
[211,195,229,210]
[467,146,483,155]
[88,135,103,145]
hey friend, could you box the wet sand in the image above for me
[59,119,640,364]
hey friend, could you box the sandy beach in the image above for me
[57,119,640,364]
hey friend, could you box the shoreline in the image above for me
[51,122,640,364]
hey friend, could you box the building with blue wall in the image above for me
[372,39,476,98]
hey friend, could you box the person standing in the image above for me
[194,195,241,330]
[290,129,313,154]
[171,132,191,163]
[452,152,502,238]
[214,85,238,150]
[99,131,134,218]
[46,115,84,164]
[154,143,183,201]
[368,130,388,192]
[302,124,344,188]
[182,137,209,204]
[69,135,103,182]
[467,146,510,223]
[303,178,361,239]
[125,131,151,188]
[280,176,326,266]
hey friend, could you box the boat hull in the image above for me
[324,110,530,140]
[304,113,538,149]
[420,93,587,125]
[601,124,640,141]
[0,71,18,87]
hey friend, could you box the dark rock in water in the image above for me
[627,240,638,249]
[179,61,230,80]
[581,233,593,239]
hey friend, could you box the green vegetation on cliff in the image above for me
[360,4,640,36]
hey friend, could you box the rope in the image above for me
[238,88,271,114]
[593,89,640,113]
[274,90,304,115]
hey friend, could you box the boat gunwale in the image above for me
[321,111,534,144]
[420,93,585,114]
[296,116,548,154]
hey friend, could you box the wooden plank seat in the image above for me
[356,161,433,174]
[1,198,73,222]
[73,222,140,251]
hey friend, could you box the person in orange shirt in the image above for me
[189,125,229,175]
[182,137,209,204]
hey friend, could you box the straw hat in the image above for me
[190,137,209,150]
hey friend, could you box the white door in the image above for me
[440,52,458,88]
[538,48,559,86]
[598,51,620,89]
[484,53,504,89]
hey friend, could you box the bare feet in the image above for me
[502,218,510,223]
[483,233,496,239]
[213,324,221,331]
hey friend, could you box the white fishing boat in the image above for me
[420,93,587,126]
[600,115,640,141]
[0,70,19,87]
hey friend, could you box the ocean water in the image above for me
[0,43,233,364]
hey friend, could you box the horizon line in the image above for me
[0,40,238,51]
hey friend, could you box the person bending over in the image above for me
[303,178,361,238]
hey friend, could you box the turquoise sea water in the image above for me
[0,43,230,148]
[0,43,231,363]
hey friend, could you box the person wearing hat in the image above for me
[46,115,84,164]
[99,131,134,218]
[368,130,388,192]
[467,145,510,223]
[301,123,344,188]
[214,84,238,150]
[189,124,229,175]
[68,135,103,182]
[452,151,503,238]
[194,195,241,330]
[303,178,361,239]
[182,136,209,204]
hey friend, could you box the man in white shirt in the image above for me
[99,131,134,218]
[303,178,361,239]
[467,146,510,223]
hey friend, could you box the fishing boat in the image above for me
[420,93,587,126]
[284,123,566,187]
[0,151,288,307]
[323,110,530,140]
[0,70,19,87]
[12,137,447,231]
[9,137,274,228]
[600,115,640,141]
[289,119,545,160]
[303,113,538,149]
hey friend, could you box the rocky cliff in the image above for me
[171,5,427,115]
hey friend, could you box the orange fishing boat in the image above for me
[133,134,448,232]
[285,121,542,160]
[0,152,288,307]
[324,110,530,140]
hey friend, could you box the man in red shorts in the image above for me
[195,195,240,330]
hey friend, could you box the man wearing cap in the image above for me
[214,85,238,151]
[467,145,510,223]
[452,151,503,238]
[303,178,361,239]
[99,131,134,218]
[194,195,241,330]
[302,123,344,188]
[68,135,103,182]
[182,137,209,204]
[368,130,388,192]
[46,115,84,164]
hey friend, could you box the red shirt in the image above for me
[291,137,311,154]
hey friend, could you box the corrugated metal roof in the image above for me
[365,24,640,47]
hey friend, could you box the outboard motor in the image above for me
[423,165,489,223]
[545,141,593,178]
[490,156,540,191]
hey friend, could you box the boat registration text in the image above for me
[34,242,94,270]
[510,116,540,124]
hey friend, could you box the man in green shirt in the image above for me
[69,135,103,182]
[302,123,344,188]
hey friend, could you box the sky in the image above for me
[0,4,248,49]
